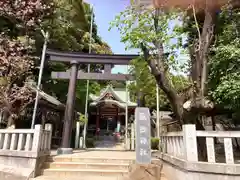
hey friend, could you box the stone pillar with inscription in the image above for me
[135,107,151,164]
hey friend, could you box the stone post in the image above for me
[45,123,53,150]
[32,125,43,153]
[96,107,100,136]
[182,124,198,161]
[75,121,80,148]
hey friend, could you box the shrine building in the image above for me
[87,85,137,136]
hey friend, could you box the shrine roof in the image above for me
[89,85,137,108]
[24,85,65,111]
[29,86,64,108]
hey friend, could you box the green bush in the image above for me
[86,137,95,148]
[151,137,160,150]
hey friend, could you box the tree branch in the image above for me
[199,0,216,97]
[192,4,201,50]
[140,43,184,125]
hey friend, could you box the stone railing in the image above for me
[0,124,52,156]
[161,131,184,159]
[39,124,52,153]
[158,124,240,180]
[195,129,240,164]
[0,124,52,179]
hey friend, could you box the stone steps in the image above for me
[35,155,134,180]
[41,168,128,177]
[32,151,167,180]
[32,175,126,180]
[47,156,134,164]
[43,161,130,170]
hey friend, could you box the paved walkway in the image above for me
[51,150,135,159]
[94,136,125,150]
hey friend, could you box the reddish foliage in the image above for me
[0,34,34,125]
[0,0,54,29]
[0,0,54,126]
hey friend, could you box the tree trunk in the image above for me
[7,115,15,128]
[196,118,207,161]
[211,115,217,144]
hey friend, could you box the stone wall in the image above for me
[0,153,48,180]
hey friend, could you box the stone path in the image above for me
[94,136,125,150]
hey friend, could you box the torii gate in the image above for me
[46,50,138,154]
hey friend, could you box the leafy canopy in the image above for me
[209,8,240,110]
[109,5,188,75]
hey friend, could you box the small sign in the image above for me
[135,107,151,164]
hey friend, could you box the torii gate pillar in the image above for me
[57,61,78,154]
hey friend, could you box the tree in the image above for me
[0,0,54,38]
[110,5,188,124]
[111,0,240,160]
[0,0,54,127]
[110,1,240,124]
[39,0,113,114]
[0,34,34,127]
[0,0,112,126]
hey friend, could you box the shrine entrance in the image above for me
[46,50,138,154]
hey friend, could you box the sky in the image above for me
[85,0,137,74]
[85,0,188,76]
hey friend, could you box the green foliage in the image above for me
[128,58,190,110]
[75,81,102,113]
[110,6,173,50]
[128,58,169,109]
[151,137,160,150]
[110,5,188,73]
[39,0,89,52]
[86,137,95,148]
[39,0,113,114]
[209,8,240,110]
[212,73,240,110]
[79,113,87,124]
